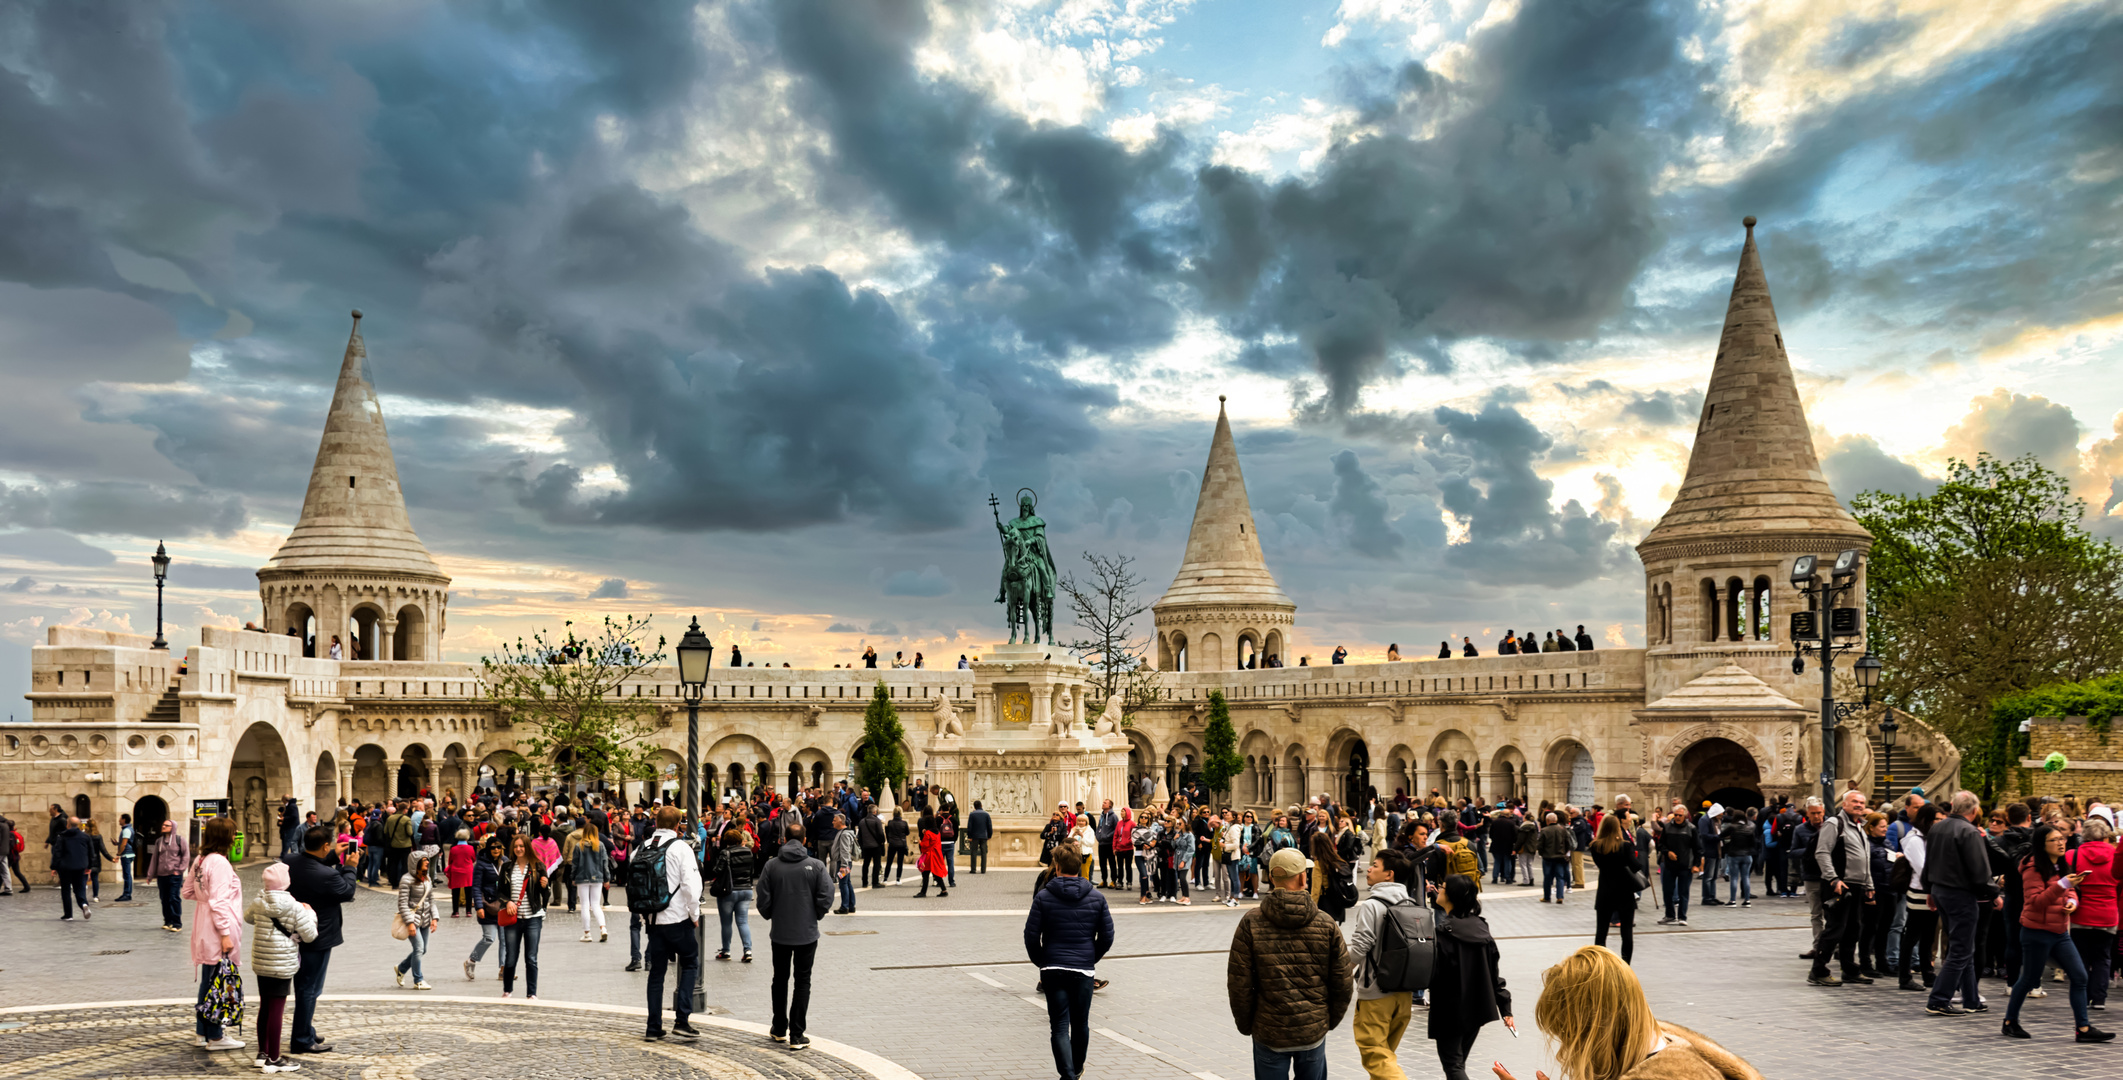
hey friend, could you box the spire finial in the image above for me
[1742,215,1756,231]
[1218,394,1227,404]
[351,309,363,321]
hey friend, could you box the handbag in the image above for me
[498,870,527,927]
[197,954,244,1030]
[391,911,412,940]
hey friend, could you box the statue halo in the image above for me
[1016,487,1038,510]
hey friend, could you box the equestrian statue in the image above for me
[992,488,1057,644]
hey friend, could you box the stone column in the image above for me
[385,758,403,800]
[1272,764,1300,809]
[379,619,396,663]
[1032,690,1052,734]
[339,763,355,808]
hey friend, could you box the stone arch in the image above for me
[1752,575,1773,640]
[284,600,318,658]
[1383,743,1416,802]
[1198,632,1223,671]
[1240,730,1276,804]
[315,751,339,809]
[1542,737,1597,807]
[398,742,433,798]
[352,743,390,803]
[1656,725,1775,810]
[349,600,385,660]
[1237,630,1259,670]
[1427,729,1476,802]
[130,792,173,853]
[1169,631,1189,672]
[394,603,426,661]
[230,721,295,856]
[1263,629,1283,666]
[1671,735,1768,811]
[1489,745,1527,803]
[1167,740,1202,796]
[792,746,831,795]
[1122,730,1156,804]
[1699,578,1718,643]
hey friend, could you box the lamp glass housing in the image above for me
[1854,651,1882,689]
[675,617,712,689]
[151,541,170,582]
[1880,718,1898,748]
[1831,548,1860,579]
[1790,554,1818,585]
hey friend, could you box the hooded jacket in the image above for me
[246,888,318,980]
[1427,910,1510,1040]
[1024,873,1115,972]
[1344,880,1415,1000]
[2067,839,2118,929]
[755,840,832,946]
[1226,887,1353,1050]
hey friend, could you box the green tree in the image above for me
[855,681,908,795]
[481,615,665,795]
[1853,454,2123,795]
[1200,689,1244,796]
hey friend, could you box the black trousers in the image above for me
[57,869,88,917]
[645,921,698,1035]
[1928,886,1982,1010]
[1899,903,1938,982]
[860,851,882,889]
[770,941,817,1042]
[1594,900,1635,963]
[1434,1026,1481,1080]
[885,848,905,881]
[1764,848,1788,895]
[1811,888,1863,977]
[1043,971,1094,1080]
[1097,841,1115,885]
[1860,897,1893,972]
[967,838,988,873]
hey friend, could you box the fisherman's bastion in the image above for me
[0,223,1963,876]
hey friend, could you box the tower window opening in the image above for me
[349,476,356,488]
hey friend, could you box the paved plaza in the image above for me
[0,865,2110,1079]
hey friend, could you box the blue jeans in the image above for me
[196,964,226,1040]
[942,841,956,884]
[1542,857,1569,901]
[1044,971,1094,1080]
[469,921,497,964]
[718,888,754,953]
[290,948,331,1051]
[837,873,856,912]
[2007,926,2090,1030]
[1663,866,1692,920]
[119,857,134,900]
[395,923,429,983]
[1724,856,1753,903]
[1927,886,1982,1011]
[1492,847,1513,883]
[1251,1039,1327,1080]
[501,918,541,996]
[1474,842,1489,876]
[158,874,183,927]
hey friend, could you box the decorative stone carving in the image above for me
[932,695,963,739]
[1093,696,1122,736]
[971,771,1043,814]
[805,704,825,728]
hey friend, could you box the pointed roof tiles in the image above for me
[260,311,447,580]
[1638,218,1870,556]
[1155,397,1293,611]
[1642,662,1805,712]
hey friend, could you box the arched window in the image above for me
[1725,577,1746,641]
[1700,579,1718,642]
[1753,576,1772,640]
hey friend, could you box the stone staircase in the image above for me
[1869,723,1937,806]
[144,683,182,724]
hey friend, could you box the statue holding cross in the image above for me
[992,488,1057,644]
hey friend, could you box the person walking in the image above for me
[1807,790,1874,987]
[1589,814,1642,963]
[1025,847,1114,1080]
[115,813,137,902]
[1537,812,1572,904]
[393,845,439,990]
[915,813,949,898]
[711,827,757,963]
[2001,823,2112,1042]
[51,816,93,920]
[148,818,188,930]
[281,822,357,1056]
[248,861,317,1072]
[829,813,858,914]
[1347,849,1422,1080]
[1491,946,1763,1080]
[182,817,246,1053]
[857,805,885,889]
[1227,847,1354,1080]
[566,819,611,942]
[1925,791,2001,1015]
[756,821,833,1051]
[1656,806,1699,926]
[637,805,703,1043]
[884,810,909,884]
[465,835,505,979]
[1427,874,1512,1080]
[497,832,548,999]
[446,830,475,918]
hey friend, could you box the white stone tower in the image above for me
[1153,397,1295,671]
[257,311,451,661]
[1636,219,1872,704]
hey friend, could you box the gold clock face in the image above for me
[1001,691,1032,726]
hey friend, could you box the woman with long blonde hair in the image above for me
[1490,946,1761,1080]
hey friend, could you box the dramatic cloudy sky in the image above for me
[3,0,2120,709]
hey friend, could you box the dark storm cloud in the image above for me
[1426,402,1622,586]
[1326,450,1403,558]
[1620,388,1706,427]
[587,578,631,600]
[880,565,954,597]
[0,529,116,567]
[1820,435,1936,501]
[1188,0,1688,412]
[0,479,245,538]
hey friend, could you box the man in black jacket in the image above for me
[965,801,993,875]
[1095,800,1119,888]
[1025,847,1114,1080]
[755,823,833,1051]
[1486,810,1518,885]
[51,817,94,920]
[857,807,886,889]
[1924,791,2002,1015]
[282,824,357,1054]
[1990,802,2034,984]
[1656,806,1701,925]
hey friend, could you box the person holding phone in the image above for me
[280,823,357,1055]
[2002,823,2112,1042]
[1429,874,1513,1080]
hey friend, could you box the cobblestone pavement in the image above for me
[2,864,2115,1080]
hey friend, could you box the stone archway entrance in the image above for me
[1343,739,1370,810]
[134,795,171,855]
[1674,737,1764,811]
[228,722,294,860]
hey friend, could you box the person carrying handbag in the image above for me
[496,833,548,998]
[393,845,439,990]
[181,816,247,1053]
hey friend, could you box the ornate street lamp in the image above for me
[150,542,171,651]
[674,616,713,1012]
[1790,550,1874,806]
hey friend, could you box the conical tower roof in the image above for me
[260,311,447,580]
[1638,218,1870,557]
[1156,397,1293,611]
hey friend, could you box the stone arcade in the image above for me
[1,222,1962,877]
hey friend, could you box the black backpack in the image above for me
[1368,895,1436,993]
[626,836,677,916]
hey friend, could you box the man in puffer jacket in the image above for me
[1025,848,1114,1080]
[1229,848,1353,1078]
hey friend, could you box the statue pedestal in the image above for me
[927,645,1127,865]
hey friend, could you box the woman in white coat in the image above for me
[248,862,318,1072]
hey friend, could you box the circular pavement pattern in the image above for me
[0,999,900,1080]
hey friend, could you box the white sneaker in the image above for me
[414,981,434,990]
[2030,988,2047,998]
[582,931,592,942]
[464,960,476,980]
[205,1037,246,1051]
[192,1036,208,1048]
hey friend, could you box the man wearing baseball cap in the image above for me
[1228,847,1353,1079]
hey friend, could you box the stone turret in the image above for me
[1153,397,1295,671]
[257,311,450,661]
[1637,219,1871,702]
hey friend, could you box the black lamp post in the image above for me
[674,616,713,1012]
[1862,654,1891,798]
[150,542,171,651]
[1790,550,1878,807]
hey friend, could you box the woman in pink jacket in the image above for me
[180,816,246,1052]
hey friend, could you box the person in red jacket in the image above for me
[914,813,949,899]
[2002,823,2113,1043]
[446,831,477,917]
[2068,817,2119,1012]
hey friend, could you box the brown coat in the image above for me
[1227,887,1353,1048]
[1620,1023,1764,1080]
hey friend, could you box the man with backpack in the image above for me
[634,805,703,1043]
[1347,849,1431,1080]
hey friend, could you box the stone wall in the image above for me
[2023,716,2123,804]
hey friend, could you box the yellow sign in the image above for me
[1000,691,1032,726]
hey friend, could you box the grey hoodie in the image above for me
[1344,881,1413,1000]
[755,841,833,946]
